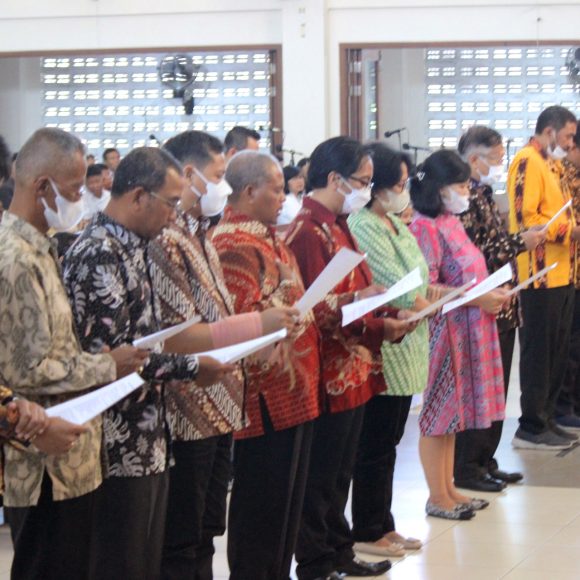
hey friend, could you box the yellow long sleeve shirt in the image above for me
[507,141,576,289]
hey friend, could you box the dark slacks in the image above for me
[454,327,516,480]
[89,471,169,580]
[5,473,97,580]
[557,288,580,417]
[228,401,314,580]
[351,395,413,542]
[162,434,232,580]
[518,285,575,434]
[295,405,365,580]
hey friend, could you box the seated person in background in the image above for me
[82,163,111,221]
[277,165,305,228]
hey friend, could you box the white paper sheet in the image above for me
[506,263,558,296]
[294,247,366,319]
[341,267,423,327]
[133,315,201,350]
[195,328,288,364]
[442,263,513,314]
[46,373,145,425]
[406,278,477,322]
[542,200,572,232]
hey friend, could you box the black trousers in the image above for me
[351,395,413,542]
[5,473,97,580]
[89,471,169,580]
[454,327,516,480]
[162,434,232,580]
[557,288,580,417]
[295,405,365,580]
[228,402,314,580]
[519,285,575,434]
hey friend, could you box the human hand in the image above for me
[32,417,87,455]
[11,399,49,441]
[110,345,150,378]
[474,289,510,315]
[357,284,386,301]
[261,307,301,339]
[276,260,298,285]
[383,310,417,342]
[521,228,546,250]
[195,356,237,387]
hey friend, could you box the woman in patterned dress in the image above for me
[409,150,508,520]
[348,144,429,556]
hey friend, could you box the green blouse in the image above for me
[348,208,429,396]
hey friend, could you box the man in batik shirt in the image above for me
[150,131,299,580]
[0,128,146,580]
[454,126,544,491]
[62,147,231,580]
[212,150,319,580]
[557,123,580,429]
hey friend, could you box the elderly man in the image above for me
[454,126,544,490]
[507,105,580,450]
[149,131,299,580]
[0,128,146,580]
[212,151,319,580]
[62,147,232,580]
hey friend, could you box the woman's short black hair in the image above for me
[410,149,471,218]
[283,165,300,194]
[307,136,369,190]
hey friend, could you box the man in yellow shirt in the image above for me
[507,105,579,450]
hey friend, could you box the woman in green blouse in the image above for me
[349,143,430,558]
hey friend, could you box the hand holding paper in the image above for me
[133,316,201,350]
[442,264,512,315]
[506,263,557,296]
[294,248,365,318]
[341,267,423,327]
[407,279,476,322]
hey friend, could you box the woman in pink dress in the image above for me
[409,150,508,520]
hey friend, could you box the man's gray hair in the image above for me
[15,128,85,186]
[226,150,281,199]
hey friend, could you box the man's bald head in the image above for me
[15,128,85,187]
[226,150,281,202]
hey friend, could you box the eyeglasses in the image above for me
[148,190,182,210]
[346,175,374,189]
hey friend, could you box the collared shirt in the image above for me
[562,159,580,289]
[81,187,111,221]
[148,211,244,441]
[460,178,526,332]
[62,213,200,478]
[507,141,576,288]
[285,197,386,413]
[212,206,321,438]
[0,211,116,507]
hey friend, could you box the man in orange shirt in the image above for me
[507,105,579,450]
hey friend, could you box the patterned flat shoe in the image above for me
[425,500,475,520]
[461,498,489,510]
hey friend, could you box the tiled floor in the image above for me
[1,339,580,579]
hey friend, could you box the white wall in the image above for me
[0,0,579,155]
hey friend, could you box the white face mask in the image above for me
[379,185,411,214]
[339,177,372,215]
[193,168,233,217]
[277,194,302,226]
[41,179,84,231]
[547,137,568,161]
[479,158,504,185]
[443,187,470,215]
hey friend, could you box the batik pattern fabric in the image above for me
[149,211,244,441]
[348,209,429,396]
[285,197,387,414]
[460,179,526,333]
[62,213,200,478]
[562,159,580,289]
[0,212,116,507]
[410,212,505,436]
[507,141,576,288]
[212,206,321,439]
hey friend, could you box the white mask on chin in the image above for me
[339,177,372,214]
[442,187,470,215]
[41,179,84,231]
